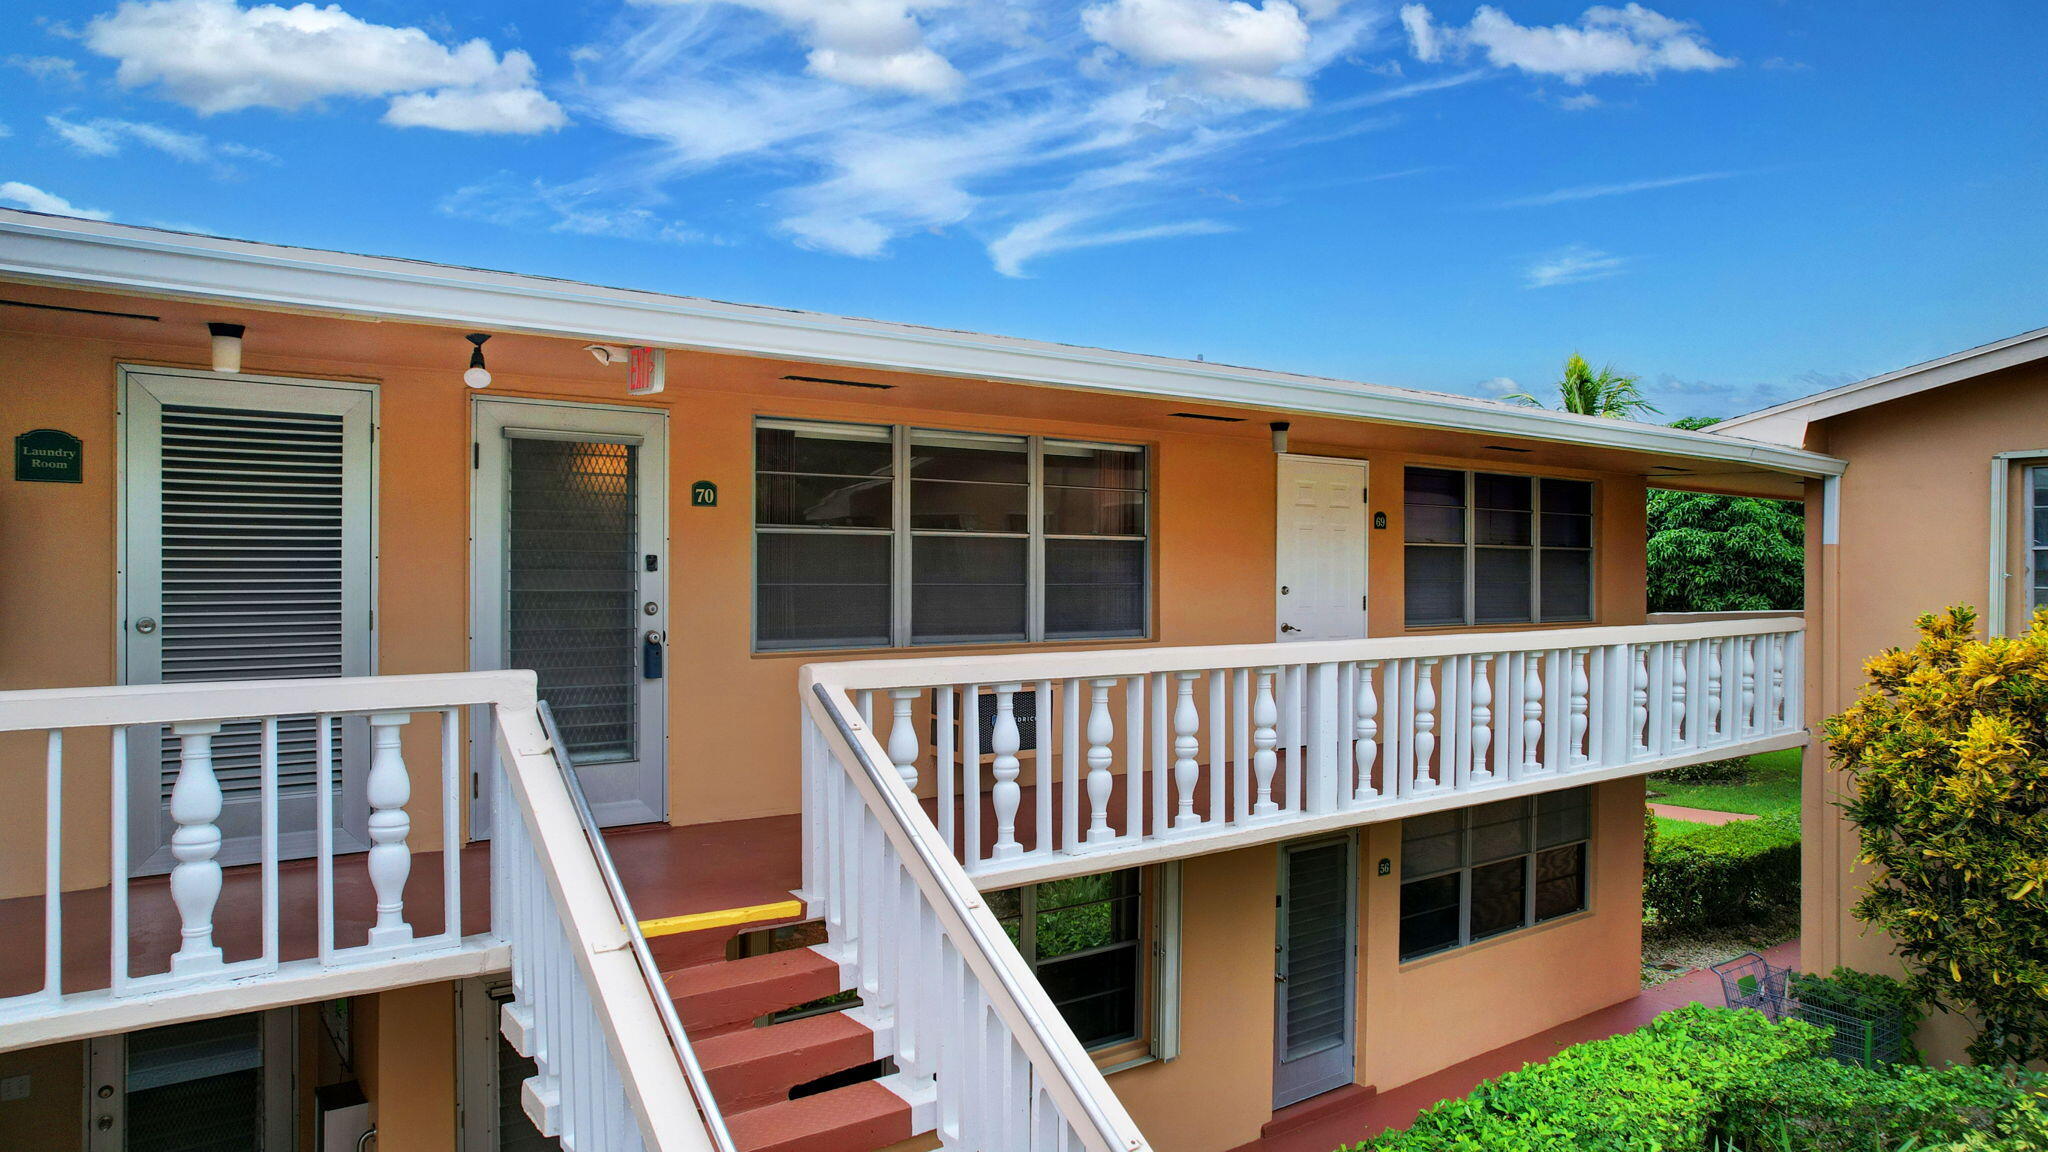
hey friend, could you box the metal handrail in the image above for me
[537,702,739,1152]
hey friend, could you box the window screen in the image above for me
[991,870,1145,1049]
[1398,787,1592,959]
[1403,469,1595,627]
[755,421,894,650]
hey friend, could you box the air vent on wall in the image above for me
[0,299,160,321]
[1170,412,1245,422]
[782,374,894,390]
[1483,444,1533,453]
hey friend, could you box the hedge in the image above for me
[1350,1005,2048,1152]
[1643,810,1800,929]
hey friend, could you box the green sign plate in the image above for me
[15,429,82,484]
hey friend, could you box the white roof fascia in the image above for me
[0,209,1843,478]
[1716,324,2048,445]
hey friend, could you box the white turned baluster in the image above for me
[887,689,921,790]
[1354,661,1380,799]
[1413,658,1439,789]
[1469,656,1493,781]
[1252,668,1280,816]
[1521,656,1544,774]
[168,721,226,976]
[1568,648,1591,764]
[990,685,1023,859]
[1706,639,1725,740]
[1769,636,1786,727]
[1671,645,1689,746]
[1084,679,1117,844]
[1171,672,1202,830]
[1739,638,1757,735]
[365,712,414,947]
[1630,647,1650,753]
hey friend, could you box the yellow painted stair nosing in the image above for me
[637,898,806,938]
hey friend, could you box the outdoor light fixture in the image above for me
[1270,421,1291,454]
[584,343,631,366]
[463,333,492,389]
[208,322,245,373]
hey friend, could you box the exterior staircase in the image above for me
[648,915,937,1152]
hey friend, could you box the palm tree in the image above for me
[1505,353,1660,419]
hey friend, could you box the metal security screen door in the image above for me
[121,369,376,874]
[1276,455,1368,642]
[472,400,668,829]
[1273,835,1357,1109]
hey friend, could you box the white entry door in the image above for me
[121,369,377,873]
[1275,455,1369,641]
[472,399,668,829]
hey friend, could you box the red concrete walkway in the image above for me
[1648,802,1760,825]
[1232,939,1800,1152]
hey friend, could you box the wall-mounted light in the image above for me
[207,322,245,374]
[463,333,492,389]
[584,343,630,366]
[1270,421,1291,454]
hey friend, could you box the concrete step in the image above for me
[696,1008,890,1113]
[725,1079,920,1152]
[664,947,846,1039]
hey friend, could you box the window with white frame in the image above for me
[990,869,1148,1050]
[1398,788,1592,960]
[754,419,1149,650]
[2030,467,2048,617]
[1404,468,1595,628]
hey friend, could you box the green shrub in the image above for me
[1643,811,1801,929]
[1349,1005,2048,1152]
[1655,756,1754,786]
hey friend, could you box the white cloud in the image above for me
[8,55,86,85]
[0,180,113,220]
[1524,244,1626,287]
[0,122,11,139]
[988,211,1229,277]
[82,0,566,133]
[1496,170,1732,208]
[1400,3,1733,84]
[650,0,962,97]
[47,115,279,173]
[1475,375,1520,398]
[440,174,703,244]
[1083,0,1315,108]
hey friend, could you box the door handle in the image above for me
[1276,972,1289,983]
[1280,623,1301,634]
[643,630,665,680]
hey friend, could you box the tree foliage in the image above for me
[1829,606,2048,1065]
[1646,488,1804,612]
[1507,352,1661,419]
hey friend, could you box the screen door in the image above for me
[121,369,376,874]
[472,399,668,829]
[1273,834,1358,1108]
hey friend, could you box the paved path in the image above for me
[1229,940,1801,1152]
[1648,802,1759,825]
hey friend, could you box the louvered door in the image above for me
[1274,835,1357,1108]
[122,370,375,873]
[471,399,667,830]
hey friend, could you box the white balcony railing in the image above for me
[0,672,721,1151]
[804,618,1805,889]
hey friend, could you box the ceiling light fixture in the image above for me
[207,322,245,374]
[1270,421,1291,454]
[463,333,492,389]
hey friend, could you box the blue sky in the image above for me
[1,0,2043,419]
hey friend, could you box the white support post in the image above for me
[1171,672,1202,831]
[888,689,922,791]
[990,684,1023,860]
[1084,679,1117,845]
[1568,648,1591,766]
[1706,638,1726,744]
[1672,644,1690,750]
[1305,662,1340,814]
[1520,655,1543,776]
[1354,661,1380,799]
[167,720,226,977]
[1412,658,1439,791]
[1469,656,1493,782]
[1251,668,1280,817]
[364,712,415,948]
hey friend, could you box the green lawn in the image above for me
[1647,747,1803,818]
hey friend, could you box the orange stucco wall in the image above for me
[1800,357,2048,1063]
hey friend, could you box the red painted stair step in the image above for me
[725,1080,912,1152]
[696,1010,882,1112]
[664,947,844,1038]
